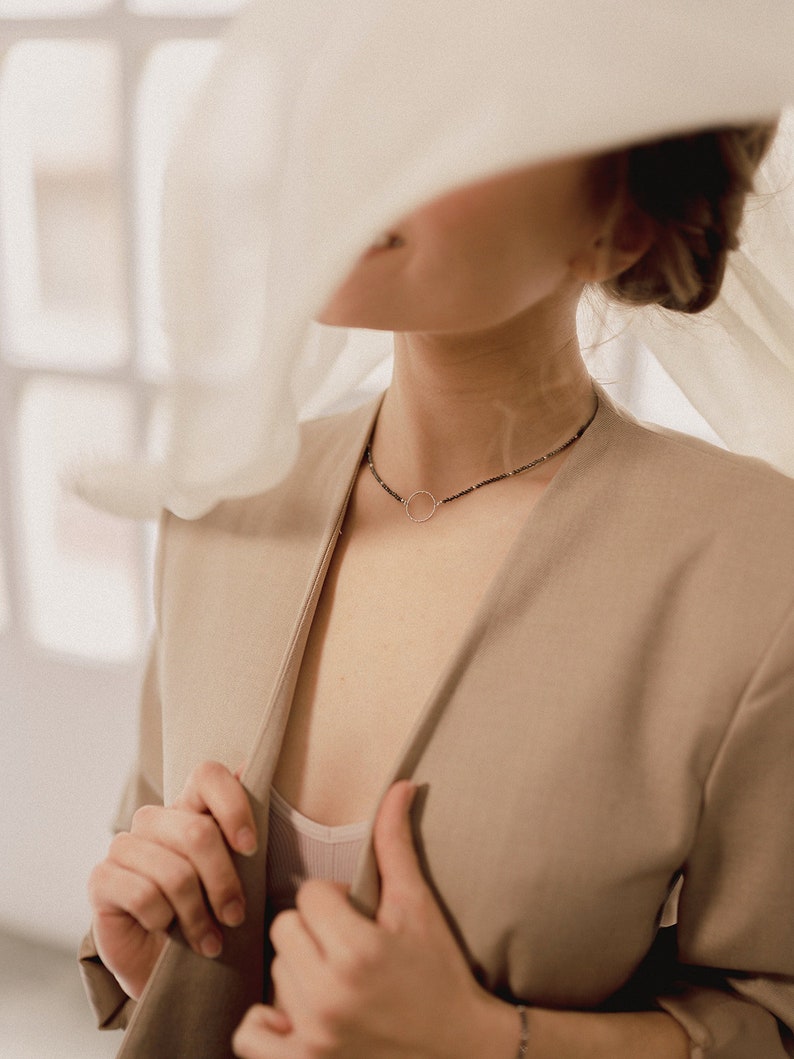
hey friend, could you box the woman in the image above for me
[78,3,794,1058]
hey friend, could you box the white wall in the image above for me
[0,636,142,948]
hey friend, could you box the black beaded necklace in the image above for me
[365,400,598,523]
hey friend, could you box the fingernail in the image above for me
[222,900,245,927]
[200,933,222,958]
[236,827,257,855]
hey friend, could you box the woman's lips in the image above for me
[365,231,405,256]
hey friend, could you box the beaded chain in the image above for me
[365,401,597,523]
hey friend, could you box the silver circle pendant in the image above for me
[404,490,438,523]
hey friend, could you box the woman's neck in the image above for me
[371,302,595,500]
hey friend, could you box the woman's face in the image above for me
[316,154,607,334]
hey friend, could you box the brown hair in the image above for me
[599,122,778,314]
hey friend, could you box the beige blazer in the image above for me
[81,389,794,1058]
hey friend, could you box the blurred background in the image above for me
[0,2,242,1055]
[0,2,727,1056]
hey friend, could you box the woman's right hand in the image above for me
[88,761,258,1000]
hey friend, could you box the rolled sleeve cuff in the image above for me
[657,986,790,1059]
[78,929,136,1031]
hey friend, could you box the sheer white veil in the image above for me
[74,0,794,518]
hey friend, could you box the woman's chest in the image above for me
[271,501,531,825]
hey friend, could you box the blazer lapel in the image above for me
[240,394,384,792]
[348,385,617,918]
[118,396,380,1059]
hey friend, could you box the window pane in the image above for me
[0,40,126,371]
[0,0,111,13]
[15,377,143,661]
[135,39,219,377]
[128,0,242,14]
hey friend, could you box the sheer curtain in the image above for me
[73,0,794,521]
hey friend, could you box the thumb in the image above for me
[374,780,430,932]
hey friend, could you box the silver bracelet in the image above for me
[515,1004,529,1058]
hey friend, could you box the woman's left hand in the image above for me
[232,780,517,1059]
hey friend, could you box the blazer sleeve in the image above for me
[651,598,794,1058]
[78,639,166,1029]
[79,514,169,1031]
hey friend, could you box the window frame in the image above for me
[0,2,235,661]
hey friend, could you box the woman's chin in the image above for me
[313,299,401,331]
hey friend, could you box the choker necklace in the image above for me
[366,400,598,523]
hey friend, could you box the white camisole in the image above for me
[266,786,369,914]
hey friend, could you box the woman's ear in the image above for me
[571,206,655,283]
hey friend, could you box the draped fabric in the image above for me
[72,0,794,518]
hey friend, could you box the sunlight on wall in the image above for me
[0,27,225,664]
[0,1,111,15]
[0,40,125,371]
[15,378,141,660]
[0,0,241,15]
[130,0,242,13]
